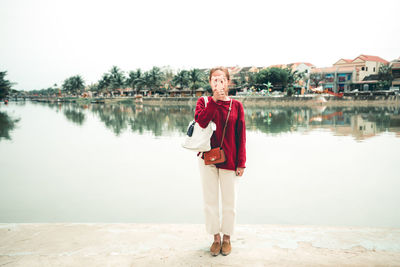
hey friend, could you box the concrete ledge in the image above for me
[139,96,400,107]
[27,95,400,107]
[1,224,399,266]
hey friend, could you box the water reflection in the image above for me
[246,106,400,141]
[1,101,399,226]
[50,102,400,141]
[0,110,20,142]
[83,103,193,136]
[63,107,86,125]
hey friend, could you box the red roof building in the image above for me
[333,54,389,82]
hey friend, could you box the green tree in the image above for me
[285,68,303,86]
[126,68,144,95]
[45,87,57,96]
[284,67,304,96]
[98,73,111,94]
[377,65,393,90]
[309,72,326,88]
[188,68,204,96]
[233,72,248,89]
[142,72,152,94]
[246,72,258,89]
[62,75,85,95]
[172,70,190,91]
[148,66,164,94]
[255,68,288,91]
[0,71,15,99]
[108,66,126,91]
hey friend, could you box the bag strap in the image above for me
[203,96,208,107]
[219,99,233,149]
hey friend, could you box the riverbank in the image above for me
[140,95,400,107]
[26,93,400,107]
[1,223,399,266]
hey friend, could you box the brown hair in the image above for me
[209,66,230,81]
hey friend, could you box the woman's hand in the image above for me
[236,167,244,177]
[211,75,227,101]
[212,88,225,102]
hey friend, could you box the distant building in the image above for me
[195,87,207,97]
[230,66,262,92]
[312,54,389,92]
[334,55,389,82]
[312,66,356,92]
[269,62,315,75]
[390,57,400,89]
[227,66,243,89]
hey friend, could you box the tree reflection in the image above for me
[90,104,130,135]
[0,111,20,142]
[39,102,400,140]
[245,105,400,140]
[246,107,304,134]
[83,104,194,136]
[127,106,194,136]
[63,106,85,125]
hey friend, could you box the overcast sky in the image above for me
[1,0,399,91]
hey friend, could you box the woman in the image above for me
[195,66,246,256]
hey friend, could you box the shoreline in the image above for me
[141,95,400,107]
[24,94,400,107]
[1,223,399,266]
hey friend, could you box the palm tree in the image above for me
[148,66,164,95]
[142,72,152,95]
[126,68,145,95]
[108,66,126,94]
[188,68,204,96]
[172,70,190,92]
[98,73,111,95]
[62,75,85,96]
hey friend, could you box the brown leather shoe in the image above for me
[221,240,231,256]
[210,241,221,256]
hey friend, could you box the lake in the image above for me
[0,101,399,228]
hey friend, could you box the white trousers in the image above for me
[197,156,240,236]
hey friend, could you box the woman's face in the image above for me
[209,70,229,94]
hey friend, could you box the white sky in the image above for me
[0,0,399,91]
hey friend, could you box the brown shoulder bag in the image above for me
[203,99,232,165]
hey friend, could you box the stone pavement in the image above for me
[1,223,399,266]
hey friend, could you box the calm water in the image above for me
[1,101,399,227]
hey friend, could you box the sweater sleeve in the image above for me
[236,101,246,169]
[194,96,218,128]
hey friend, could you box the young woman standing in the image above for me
[195,67,246,256]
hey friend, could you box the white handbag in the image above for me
[181,96,216,152]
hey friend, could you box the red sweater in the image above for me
[195,96,246,171]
